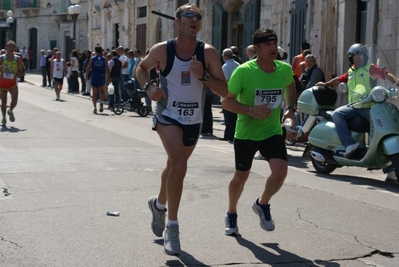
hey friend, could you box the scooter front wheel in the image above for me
[311,156,336,174]
[113,104,124,115]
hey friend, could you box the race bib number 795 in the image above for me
[254,89,282,109]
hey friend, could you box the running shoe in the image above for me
[1,118,6,126]
[386,171,397,181]
[252,199,275,231]
[99,102,104,112]
[93,108,97,114]
[7,110,15,122]
[163,225,181,255]
[148,196,166,237]
[224,213,239,236]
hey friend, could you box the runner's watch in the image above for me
[143,79,158,91]
[199,71,210,81]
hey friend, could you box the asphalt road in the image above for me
[0,72,398,267]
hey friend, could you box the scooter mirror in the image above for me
[339,83,348,93]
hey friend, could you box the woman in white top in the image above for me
[69,49,80,93]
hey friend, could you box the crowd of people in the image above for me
[1,3,397,258]
[37,45,149,113]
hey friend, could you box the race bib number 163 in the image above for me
[254,89,282,109]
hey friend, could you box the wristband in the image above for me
[287,106,295,112]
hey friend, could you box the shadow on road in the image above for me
[0,126,27,133]
[235,237,340,266]
[311,171,399,194]
[153,239,211,266]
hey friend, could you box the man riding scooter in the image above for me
[317,43,399,181]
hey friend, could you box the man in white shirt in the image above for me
[19,46,29,69]
[119,47,130,101]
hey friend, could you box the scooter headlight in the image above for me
[371,86,387,103]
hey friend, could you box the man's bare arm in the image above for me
[202,45,228,98]
[136,42,167,101]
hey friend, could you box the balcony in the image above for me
[15,0,40,16]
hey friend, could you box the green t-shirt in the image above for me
[228,60,293,141]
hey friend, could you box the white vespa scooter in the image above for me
[297,44,399,185]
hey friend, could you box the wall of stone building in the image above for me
[377,0,398,78]
[144,0,177,50]
[259,0,289,49]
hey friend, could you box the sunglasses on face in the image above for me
[179,12,202,21]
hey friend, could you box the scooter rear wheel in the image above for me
[113,104,124,115]
[138,106,150,117]
[389,153,399,185]
[311,156,336,174]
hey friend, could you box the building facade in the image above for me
[1,0,398,93]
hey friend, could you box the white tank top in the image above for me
[52,59,65,78]
[160,55,204,124]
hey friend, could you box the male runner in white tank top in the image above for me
[137,3,227,256]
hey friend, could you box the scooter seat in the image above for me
[348,116,370,133]
[318,109,334,121]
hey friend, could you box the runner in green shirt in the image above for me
[222,28,296,236]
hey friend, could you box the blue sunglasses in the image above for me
[179,12,202,21]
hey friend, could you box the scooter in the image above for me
[297,44,399,184]
[113,78,150,117]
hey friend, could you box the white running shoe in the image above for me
[163,225,181,255]
[148,196,166,237]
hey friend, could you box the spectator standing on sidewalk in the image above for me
[66,62,71,92]
[85,46,110,114]
[133,49,151,108]
[45,50,52,88]
[246,45,257,60]
[127,50,136,79]
[292,42,310,78]
[79,51,87,94]
[28,47,34,71]
[137,3,227,255]
[107,50,122,109]
[69,49,80,93]
[230,46,242,64]
[82,50,92,96]
[19,46,29,70]
[219,48,240,142]
[0,40,25,126]
[222,28,296,236]
[50,51,67,101]
[39,49,47,87]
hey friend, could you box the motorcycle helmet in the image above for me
[347,43,368,66]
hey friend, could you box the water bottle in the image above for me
[281,118,293,128]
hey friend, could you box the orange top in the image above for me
[292,54,304,77]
